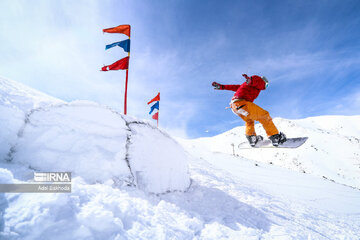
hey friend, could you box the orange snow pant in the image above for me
[230,99,279,137]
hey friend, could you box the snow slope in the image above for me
[1,77,360,239]
[185,116,360,189]
[2,146,360,239]
[0,77,63,161]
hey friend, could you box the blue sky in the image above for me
[1,0,360,138]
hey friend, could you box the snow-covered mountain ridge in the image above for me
[183,115,360,189]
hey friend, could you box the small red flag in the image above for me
[147,92,160,105]
[101,56,129,71]
[103,24,130,37]
[152,112,159,120]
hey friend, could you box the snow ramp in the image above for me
[5,101,190,193]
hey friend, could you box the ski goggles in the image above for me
[261,76,269,89]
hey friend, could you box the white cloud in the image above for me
[227,51,360,85]
[335,90,360,115]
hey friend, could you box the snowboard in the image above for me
[238,137,308,149]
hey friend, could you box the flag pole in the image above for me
[157,93,159,127]
[124,68,128,115]
[124,26,131,115]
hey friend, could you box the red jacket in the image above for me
[220,75,266,102]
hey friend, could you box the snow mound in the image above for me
[12,102,130,183]
[0,77,190,194]
[9,101,190,193]
[128,122,191,193]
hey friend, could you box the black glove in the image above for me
[242,74,251,84]
[212,82,222,90]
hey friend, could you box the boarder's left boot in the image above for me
[246,135,264,147]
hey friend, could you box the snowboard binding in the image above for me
[269,132,287,147]
[246,135,264,147]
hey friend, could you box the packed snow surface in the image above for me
[1,76,360,239]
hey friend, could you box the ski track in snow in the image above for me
[176,155,360,239]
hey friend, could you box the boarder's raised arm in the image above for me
[212,82,241,91]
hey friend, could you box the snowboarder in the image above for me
[212,74,286,147]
